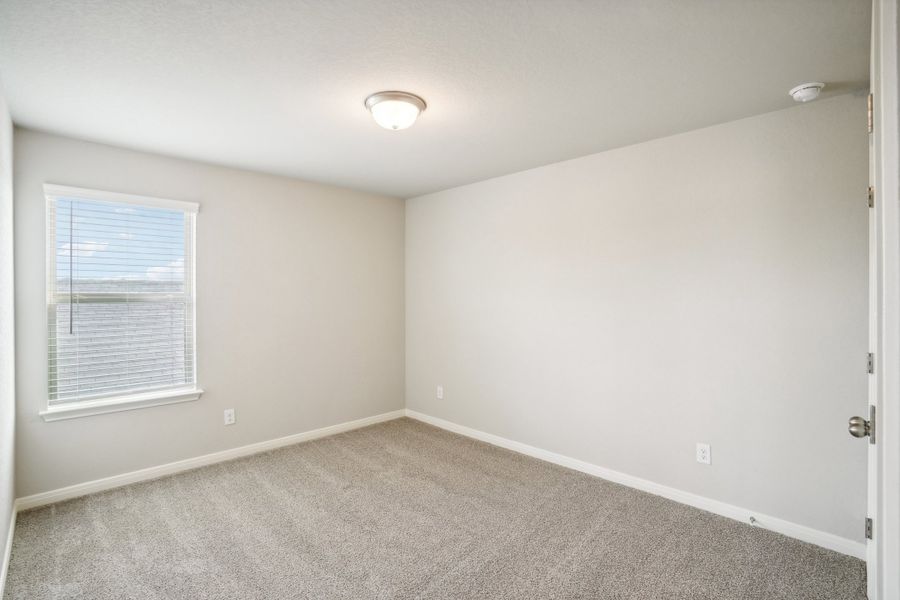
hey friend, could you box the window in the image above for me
[43,184,201,420]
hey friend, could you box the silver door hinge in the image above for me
[868,186,875,208]
[868,93,874,133]
[868,352,875,374]
[866,517,873,540]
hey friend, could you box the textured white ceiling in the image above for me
[0,0,870,198]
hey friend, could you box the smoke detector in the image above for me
[789,82,825,103]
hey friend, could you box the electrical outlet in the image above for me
[436,385,444,400]
[224,408,236,426]
[696,443,711,465]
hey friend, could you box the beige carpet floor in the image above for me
[4,417,866,599]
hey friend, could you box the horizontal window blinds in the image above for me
[46,188,197,405]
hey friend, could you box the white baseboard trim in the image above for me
[12,408,866,562]
[15,409,406,512]
[0,507,15,599]
[405,409,866,560]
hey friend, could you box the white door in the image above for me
[866,2,899,599]
[866,80,878,595]
[865,77,879,595]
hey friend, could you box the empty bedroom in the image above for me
[0,1,898,598]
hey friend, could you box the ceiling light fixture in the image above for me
[365,91,426,131]
[789,82,825,103]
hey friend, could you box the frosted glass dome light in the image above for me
[365,91,426,130]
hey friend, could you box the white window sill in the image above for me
[40,387,204,422]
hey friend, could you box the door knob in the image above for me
[848,406,875,444]
[848,416,871,438]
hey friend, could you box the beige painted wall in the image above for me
[0,86,15,570]
[405,94,869,542]
[13,129,404,497]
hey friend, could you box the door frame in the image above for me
[870,1,899,599]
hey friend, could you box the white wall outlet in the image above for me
[224,408,236,426]
[696,443,711,465]
[436,385,444,400]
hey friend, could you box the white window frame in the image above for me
[41,184,203,421]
